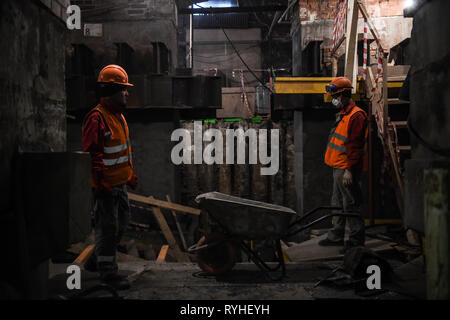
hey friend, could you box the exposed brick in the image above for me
[299,0,405,22]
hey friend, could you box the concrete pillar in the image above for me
[424,168,450,299]
[294,111,304,216]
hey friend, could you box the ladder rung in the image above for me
[398,146,411,151]
[388,98,410,105]
[389,121,408,128]
[388,76,407,82]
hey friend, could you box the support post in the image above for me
[425,168,450,299]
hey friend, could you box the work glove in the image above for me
[343,169,353,187]
[127,172,138,190]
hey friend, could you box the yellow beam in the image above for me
[388,81,404,88]
[274,77,365,95]
[274,77,333,94]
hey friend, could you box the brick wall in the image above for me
[299,0,407,22]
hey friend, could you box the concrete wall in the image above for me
[0,0,68,214]
[191,28,262,86]
[68,0,178,73]
[404,0,450,234]
[408,0,450,161]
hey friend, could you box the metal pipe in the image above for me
[189,10,193,68]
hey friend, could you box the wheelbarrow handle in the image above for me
[285,212,361,238]
[289,206,343,228]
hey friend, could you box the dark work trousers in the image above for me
[90,184,130,279]
[327,168,365,246]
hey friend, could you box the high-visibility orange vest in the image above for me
[84,104,134,187]
[324,104,368,171]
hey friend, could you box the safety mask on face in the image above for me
[332,97,343,109]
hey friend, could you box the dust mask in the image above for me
[332,98,343,108]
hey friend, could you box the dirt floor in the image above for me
[48,257,424,300]
[49,225,425,300]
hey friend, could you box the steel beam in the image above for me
[179,5,287,14]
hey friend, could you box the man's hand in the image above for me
[127,172,138,190]
[343,169,353,187]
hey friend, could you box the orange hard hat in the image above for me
[325,77,353,95]
[97,65,134,87]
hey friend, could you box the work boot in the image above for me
[100,274,130,291]
[318,238,344,246]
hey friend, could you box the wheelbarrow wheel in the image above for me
[196,234,236,275]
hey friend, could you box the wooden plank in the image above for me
[128,192,200,216]
[390,121,408,127]
[129,220,151,229]
[387,133,405,207]
[382,55,389,135]
[345,0,359,91]
[156,245,169,263]
[388,98,410,105]
[166,195,188,251]
[399,145,412,151]
[74,244,94,265]
[150,198,190,263]
[285,234,396,262]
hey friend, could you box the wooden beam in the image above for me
[156,245,169,263]
[128,192,200,216]
[166,195,188,251]
[150,197,190,263]
[382,55,389,135]
[344,0,359,92]
[386,133,405,207]
[74,244,94,265]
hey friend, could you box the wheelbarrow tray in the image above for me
[195,192,297,240]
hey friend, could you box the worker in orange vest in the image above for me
[82,65,138,290]
[319,77,368,253]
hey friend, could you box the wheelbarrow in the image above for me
[188,192,360,281]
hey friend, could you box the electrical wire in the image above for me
[194,44,260,59]
[193,3,272,92]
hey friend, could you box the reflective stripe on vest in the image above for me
[104,141,130,154]
[332,132,347,142]
[103,155,130,166]
[328,142,346,153]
